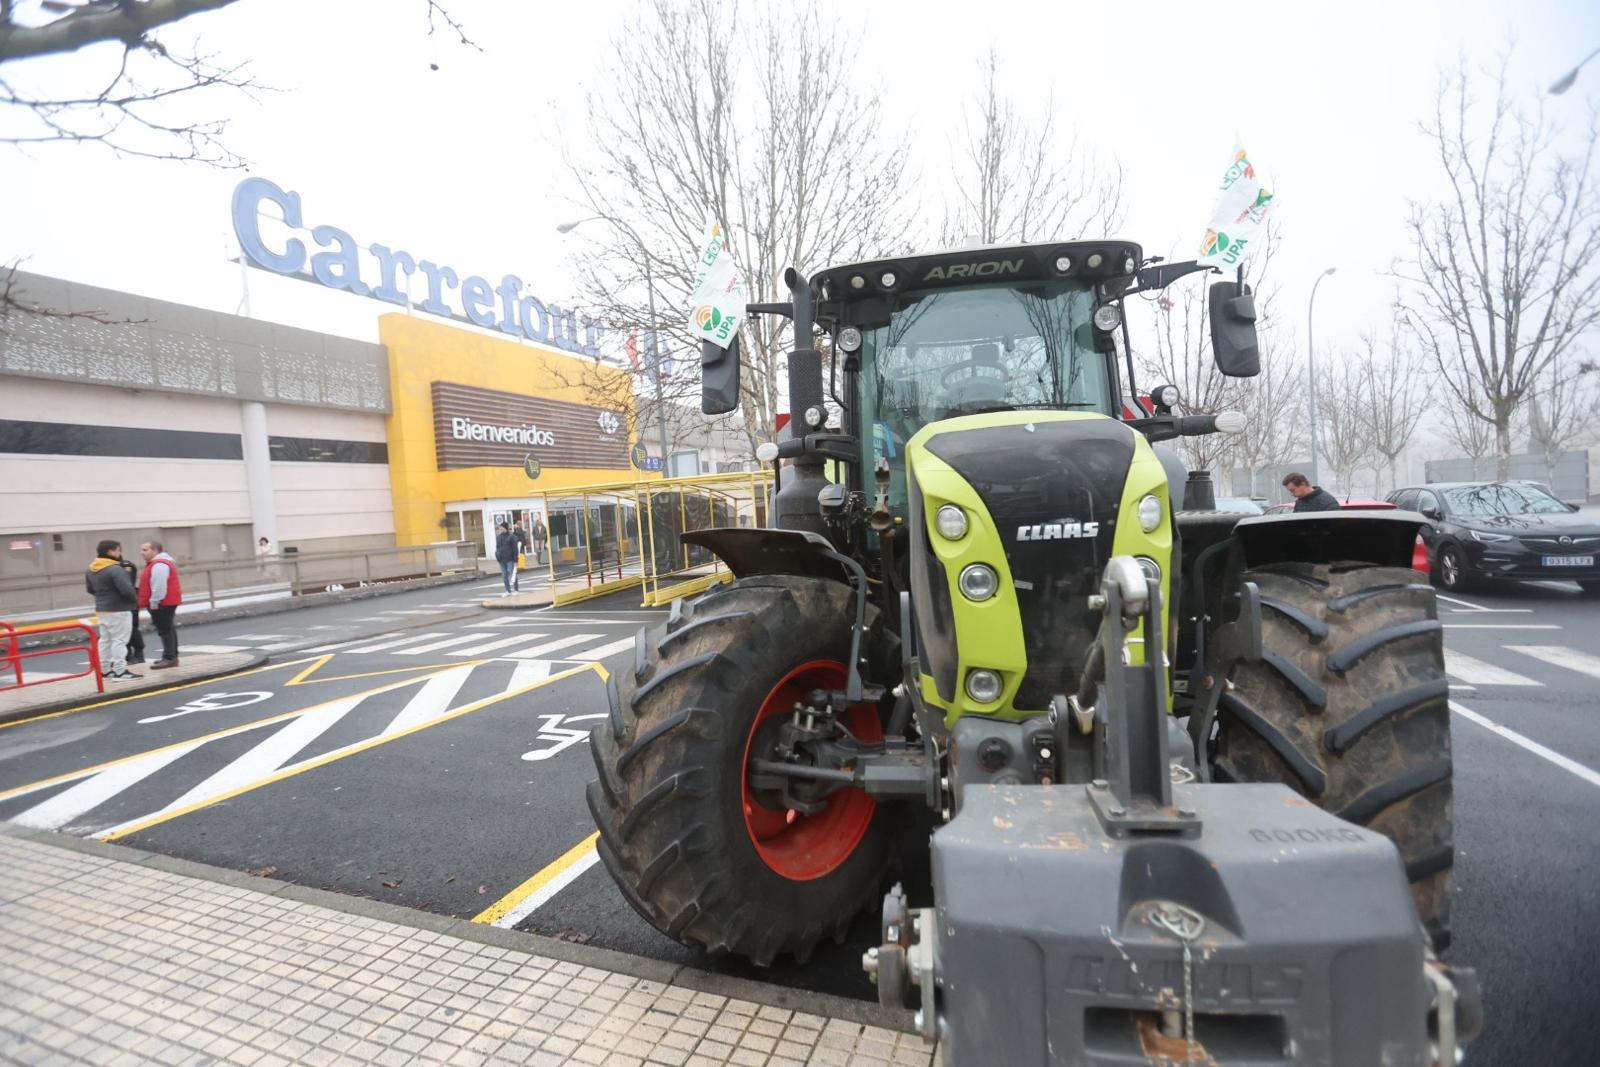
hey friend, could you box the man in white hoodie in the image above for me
[138,541,183,669]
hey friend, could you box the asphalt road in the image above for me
[2,575,1597,1064]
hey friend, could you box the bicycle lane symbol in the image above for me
[138,691,274,725]
[520,713,607,762]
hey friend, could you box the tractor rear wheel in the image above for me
[586,575,895,966]
[1212,561,1455,953]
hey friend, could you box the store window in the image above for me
[668,450,701,478]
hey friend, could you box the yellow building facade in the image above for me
[379,313,646,552]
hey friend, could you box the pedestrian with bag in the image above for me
[119,553,146,665]
[494,522,519,597]
[84,540,140,680]
[138,540,183,669]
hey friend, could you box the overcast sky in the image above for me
[4,0,1599,442]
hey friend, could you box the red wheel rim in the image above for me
[741,659,881,881]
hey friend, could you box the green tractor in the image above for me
[587,242,1480,1064]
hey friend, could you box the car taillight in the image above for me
[1412,534,1429,574]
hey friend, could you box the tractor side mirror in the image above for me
[1209,281,1260,377]
[701,334,741,415]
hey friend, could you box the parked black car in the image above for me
[1387,481,1600,594]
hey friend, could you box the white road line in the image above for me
[9,742,202,830]
[383,609,449,616]
[507,660,553,689]
[1436,593,1487,611]
[489,849,601,929]
[1442,651,1540,687]
[471,618,631,628]
[564,637,636,661]
[258,640,311,652]
[1507,645,1600,682]
[179,644,247,654]
[1451,701,1600,790]
[340,632,452,654]
[1443,624,1561,630]
[154,694,369,815]
[506,634,602,659]
[444,633,551,657]
[230,634,294,642]
[382,665,476,735]
[392,633,502,655]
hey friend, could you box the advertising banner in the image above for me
[431,382,629,471]
[688,220,746,349]
[1199,143,1275,268]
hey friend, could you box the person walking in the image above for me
[119,553,146,665]
[532,515,549,565]
[1282,472,1341,512]
[138,541,183,669]
[512,521,530,593]
[85,541,140,680]
[494,522,519,597]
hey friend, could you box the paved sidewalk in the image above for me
[0,651,266,727]
[0,829,932,1067]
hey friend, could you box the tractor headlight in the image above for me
[837,326,862,352]
[1093,304,1123,332]
[936,505,968,540]
[1135,556,1162,584]
[1137,494,1164,533]
[958,563,998,601]
[965,668,1003,704]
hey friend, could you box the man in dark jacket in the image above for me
[118,555,145,665]
[85,540,140,680]
[1283,472,1341,512]
[494,522,519,597]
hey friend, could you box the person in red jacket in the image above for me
[138,540,183,669]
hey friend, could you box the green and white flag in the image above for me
[1198,143,1275,268]
[688,219,746,349]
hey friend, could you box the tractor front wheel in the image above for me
[1213,561,1455,953]
[587,575,894,966]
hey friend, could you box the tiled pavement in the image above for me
[0,830,932,1066]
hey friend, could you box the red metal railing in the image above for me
[2,619,104,695]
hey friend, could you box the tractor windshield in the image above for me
[861,281,1110,512]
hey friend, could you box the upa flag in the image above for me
[1198,143,1275,268]
[688,219,746,349]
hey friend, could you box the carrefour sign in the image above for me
[231,177,601,358]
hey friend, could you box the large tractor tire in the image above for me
[1212,561,1455,953]
[587,575,895,966]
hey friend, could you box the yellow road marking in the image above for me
[473,831,600,925]
[99,662,605,842]
[0,657,319,732]
[283,653,486,686]
[0,665,470,804]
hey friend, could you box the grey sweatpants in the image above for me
[99,611,131,674]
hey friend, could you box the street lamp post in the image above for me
[557,216,671,475]
[1307,267,1337,488]
[1550,45,1600,95]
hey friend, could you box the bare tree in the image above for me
[1526,352,1600,487]
[1222,332,1304,498]
[559,0,914,455]
[1315,356,1375,498]
[1396,57,1600,479]
[1435,385,1497,462]
[0,1,476,166]
[941,49,1123,246]
[1359,325,1432,496]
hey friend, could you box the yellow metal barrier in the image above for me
[528,470,773,607]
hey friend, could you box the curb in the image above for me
[483,593,557,611]
[4,825,914,1034]
[0,651,270,727]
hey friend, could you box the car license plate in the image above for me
[1542,555,1594,567]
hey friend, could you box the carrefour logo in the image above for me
[451,417,555,447]
[597,410,620,436]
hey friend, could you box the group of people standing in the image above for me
[494,517,548,597]
[84,540,182,680]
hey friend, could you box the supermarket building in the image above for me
[0,269,644,581]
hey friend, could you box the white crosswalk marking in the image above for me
[382,665,476,735]
[10,741,202,830]
[1507,645,1600,682]
[230,634,294,642]
[392,633,504,655]
[180,644,247,654]
[383,609,449,616]
[444,633,550,657]
[1443,651,1540,687]
[566,637,636,661]
[508,660,553,689]
[339,632,450,654]
[506,634,602,659]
